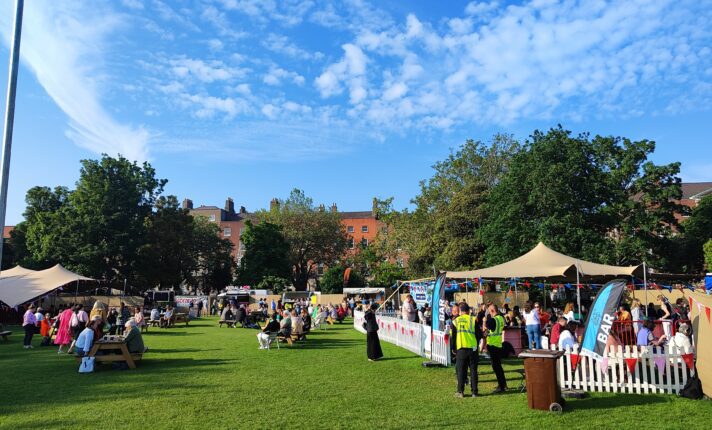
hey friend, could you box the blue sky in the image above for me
[0,0,710,224]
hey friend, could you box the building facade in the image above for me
[183,197,256,264]
[677,182,712,222]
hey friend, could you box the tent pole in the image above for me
[379,281,403,315]
[576,262,581,318]
[643,261,648,317]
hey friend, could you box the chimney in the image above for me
[372,197,378,217]
[330,203,337,213]
[270,198,280,211]
[225,197,235,214]
[239,206,247,214]
[182,198,193,210]
[318,204,325,212]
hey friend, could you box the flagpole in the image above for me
[0,0,24,269]
[576,261,581,319]
[643,261,648,317]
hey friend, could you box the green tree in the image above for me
[67,155,166,283]
[192,216,235,293]
[259,189,348,290]
[256,275,291,294]
[480,126,683,269]
[703,239,712,271]
[136,196,195,289]
[379,135,519,277]
[319,265,365,294]
[235,220,291,286]
[681,196,712,271]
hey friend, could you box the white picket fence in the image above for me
[549,344,695,394]
[353,311,451,366]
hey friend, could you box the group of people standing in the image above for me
[450,302,508,398]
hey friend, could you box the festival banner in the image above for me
[580,279,626,361]
[431,272,448,332]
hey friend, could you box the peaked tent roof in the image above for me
[446,242,643,280]
[0,265,36,278]
[0,264,94,307]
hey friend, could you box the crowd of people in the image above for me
[20,301,146,370]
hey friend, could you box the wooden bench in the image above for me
[278,333,307,345]
[148,319,161,328]
[173,314,190,327]
[75,342,147,369]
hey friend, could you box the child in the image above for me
[40,312,52,346]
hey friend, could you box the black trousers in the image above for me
[23,325,34,346]
[488,345,507,389]
[455,348,479,394]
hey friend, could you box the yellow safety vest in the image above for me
[455,315,477,350]
[487,314,504,348]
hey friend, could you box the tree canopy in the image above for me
[235,220,291,286]
[258,189,348,290]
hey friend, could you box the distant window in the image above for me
[239,241,245,251]
[209,214,216,222]
[223,227,231,237]
[347,225,354,233]
[348,237,354,249]
[361,238,368,247]
[240,227,244,236]
[317,263,324,276]
[361,225,368,233]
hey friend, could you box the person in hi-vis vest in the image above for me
[485,303,508,393]
[453,303,479,398]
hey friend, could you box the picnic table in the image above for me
[76,336,144,369]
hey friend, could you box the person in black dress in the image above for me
[364,303,383,361]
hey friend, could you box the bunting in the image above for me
[570,353,581,370]
[624,358,638,374]
[654,357,666,374]
[681,353,695,370]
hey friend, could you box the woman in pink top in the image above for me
[54,306,74,353]
[134,306,145,329]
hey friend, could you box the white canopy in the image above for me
[0,264,94,307]
[343,287,385,295]
[446,242,643,280]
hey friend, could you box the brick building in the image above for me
[183,197,256,264]
[677,182,712,222]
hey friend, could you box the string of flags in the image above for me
[405,279,711,294]
[569,351,695,375]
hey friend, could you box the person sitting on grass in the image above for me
[75,320,98,358]
[278,310,292,338]
[257,314,280,349]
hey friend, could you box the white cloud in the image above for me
[235,83,251,95]
[383,82,408,101]
[181,94,249,119]
[208,39,224,52]
[0,0,150,160]
[263,33,323,60]
[169,57,245,83]
[263,67,305,86]
[217,0,315,27]
[315,44,368,104]
[122,0,144,10]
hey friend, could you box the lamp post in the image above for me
[0,0,24,269]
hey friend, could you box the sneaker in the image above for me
[23,345,28,349]
[28,345,34,349]
[454,392,464,398]
[471,393,479,398]
[492,387,506,394]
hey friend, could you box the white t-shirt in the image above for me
[564,311,574,322]
[35,312,44,322]
[558,330,576,350]
[524,309,540,326]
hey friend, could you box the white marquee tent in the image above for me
[0,265,94,307]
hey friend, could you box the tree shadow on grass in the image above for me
[143,330,197,336]
[296,338,362,349]
[565,393,667,410]
[148,348,221,354]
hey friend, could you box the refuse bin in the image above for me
[519,349,565,412]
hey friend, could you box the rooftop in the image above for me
[681,182,712,199]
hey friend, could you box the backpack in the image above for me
[679,374,704,400]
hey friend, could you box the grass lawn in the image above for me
[1,317,710,429]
